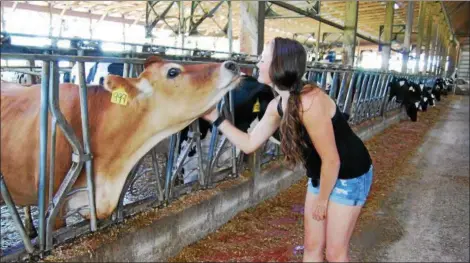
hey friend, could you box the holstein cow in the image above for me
[388,77,421,122]
[1,56,241,237]
[434,78,446,98]
[177,75,280,183]
[413,82,430,112]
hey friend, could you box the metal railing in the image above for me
[0,51,439,261]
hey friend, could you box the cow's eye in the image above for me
[167,68,181,79]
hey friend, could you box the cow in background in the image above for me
[177,75,278,183]
[434,78,446,98]
[1,56,241,237]
[388,77,421,122]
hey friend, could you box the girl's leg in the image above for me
[325,201,362,262]
[303,191,327,262]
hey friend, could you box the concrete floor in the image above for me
[354,96,470,262]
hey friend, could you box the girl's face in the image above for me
[256,41,274,86]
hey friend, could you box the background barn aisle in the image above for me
[352,95,469,262]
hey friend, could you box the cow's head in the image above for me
[388,77,409,103]
[407,81,422,103]
[104,56,240,126]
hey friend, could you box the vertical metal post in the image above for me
[320,71,327,90]
[380,75,393,116]
[151,147,164,202]
[431,23,440,75]
[329,71,339,100]
[192,121,206,187]
[402,1,414,73]
[336,71,349,111]
[316,21,321,61]
[228,0,233,54]
[46,61,86,250]
[123,55,130,78]
[164,134,176,201]
[1,3,6,32]
[38,58,50,252]
[433,23,440,74]
[239,1,264,55]
[0,174,35,254]
[423,8,434,74]
[49,114,57,210]
[381,1,394,70]
[342,0,358,66]
[229,90,237,177]
[48,3,53,37]
[415,1,426,73]
[343,72,359,114]
[351,74,370,123]
[78,60,97,232]
[179,1,185,53]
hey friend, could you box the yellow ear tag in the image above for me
[252,98,260,113]
[111,87,129,106]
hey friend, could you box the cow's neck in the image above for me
[69,99,196,218]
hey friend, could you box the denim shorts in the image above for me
[307,165,374,206]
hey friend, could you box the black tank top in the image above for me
[277,97,372,187]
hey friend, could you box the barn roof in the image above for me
[2,1,469,48]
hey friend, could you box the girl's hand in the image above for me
[202,107,219,123]
[312,199,328,221]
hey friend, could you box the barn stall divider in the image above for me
[0,51,437,261]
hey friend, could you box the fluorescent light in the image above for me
[394,3,399,9]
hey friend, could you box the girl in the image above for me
[203,37,373,262]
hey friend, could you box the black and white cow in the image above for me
[388,77,422,122]
[179,75,276,146]
[177,75,279,182]
[444,77,454,92]
[434,78,445,98]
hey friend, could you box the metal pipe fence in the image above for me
[0,51,438,261]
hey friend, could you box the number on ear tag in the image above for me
[252,98,260,113]
[111,87,129,106]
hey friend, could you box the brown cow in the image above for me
[1,56,240,236]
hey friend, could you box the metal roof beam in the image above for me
[268,0,401,53]
[440,1,456,43]
[188,1,225,35]
[1,1,147,26]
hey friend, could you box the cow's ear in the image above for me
[144,56,163,69]
[104,74,140,102]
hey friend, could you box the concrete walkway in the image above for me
[356,96,469,262]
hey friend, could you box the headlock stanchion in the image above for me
[1,50,441,261]
[0,173,35,254]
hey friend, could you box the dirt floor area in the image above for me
[169,95,466,262]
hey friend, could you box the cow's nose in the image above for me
[224,61,239,73]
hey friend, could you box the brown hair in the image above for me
[269,37,313,167]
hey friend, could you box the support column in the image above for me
[1,3,6,32]
[381,1,394,70]
[342,0,358,66]
[429,21,439,74]
[239,1,265,56]
[415,1,426,73]
[228,1,233,54]
[432,39,439,75]
[455,45,461,76]
[423,13,434,74]
[436,42,443,75]
[402,1,414,73]
[25,60,34,85]
[447,41,457,77]
[316,21,321,61]
[442,42,449,76]
[179,1,185,52]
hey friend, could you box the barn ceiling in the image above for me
[1,1,468,49]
